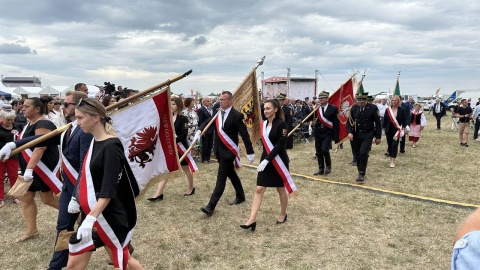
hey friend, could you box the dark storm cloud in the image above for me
[0,43,37,54]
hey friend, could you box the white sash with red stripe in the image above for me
[316,106,333,129]
[60,128,79,185]
[386,107,404,139]
[215,114,242,168]
[19,124,62,195]
[260,121,296,194]
[72,140,133,270]
[177,142,198,173]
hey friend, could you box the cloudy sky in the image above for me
[1,0,480,97]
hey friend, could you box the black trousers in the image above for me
[207,159,245,210]
[286,126,294,149]
[201,133,213,161]
[399,134,406,153]
[315,135,332,169]
[386,130,400,158]
[474,119,480,140]
[435,115,442,129]
[352,131,374,176]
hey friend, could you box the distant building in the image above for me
[1,76,41,87]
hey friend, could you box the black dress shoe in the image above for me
[239,222,256,231]
[324,166,331,175]
[184,187,195,196]
[313,169,324,175]
[276,214,288,224]
[147,194,163,201]
[229,198,245,205]
[200,207,213,216]
[356,175,365,184]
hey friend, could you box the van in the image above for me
[447,92,480,109]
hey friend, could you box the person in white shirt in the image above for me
[473,103,480,141]
[376,98,388,134]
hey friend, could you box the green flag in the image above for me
[358,81,365,94]
[393,77,400,96]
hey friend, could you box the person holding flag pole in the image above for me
[240,99,294,231]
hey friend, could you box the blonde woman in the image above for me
[67,98,143,270]
[382,96,408,168]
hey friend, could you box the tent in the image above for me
[0,90,12,99]
[0,83,13,99]
[41,86,67,96]
[14,87,43,97]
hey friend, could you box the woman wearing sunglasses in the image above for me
[67,98,142,270]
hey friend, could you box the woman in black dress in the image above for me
[383,95,407,168]
[241,99,289,231]
[68,98,142,270]
[16,97,60,242]
[148,96,195,201]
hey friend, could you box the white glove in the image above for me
[193,130,201,143]
[77,215,96,245]
[308,125,313,135]
[405,125,410,132]
[23,169,34,182]
[400,130,405,137]
[68,197,81,214]
[257,160,269,172]
[247,154,255,164]
[0,142,16,161]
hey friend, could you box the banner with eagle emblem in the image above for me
[110,87,181,199]
[328,75,355,142]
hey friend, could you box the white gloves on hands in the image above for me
[23,169,34,182]
[77,215,96,245]
[308,125,313,135]
[68,197,81,214]
[257,160,269,172]
[193,130,201,143]
[247,154,255,164]
[0,142,16,161]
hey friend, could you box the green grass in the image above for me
[0,113,476,269]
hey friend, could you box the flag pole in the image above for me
[178,57,265,162]
[8,70,193,158]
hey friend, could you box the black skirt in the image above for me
[256,159,288,187]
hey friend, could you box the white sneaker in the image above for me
[476,138,480,141]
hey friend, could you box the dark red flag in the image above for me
[328,76,355,142]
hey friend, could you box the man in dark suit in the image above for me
[197,97,216,163]
[194,91,255,216]
[309,91,339,175]
[432,98,447,130]
[276,93,294,149]
[1,90,93,269]
[399,98,411,154]
[346,94,382,184]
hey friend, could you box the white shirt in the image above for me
[220,106,232,127]
[377,103,388,117]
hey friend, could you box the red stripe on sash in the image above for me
[316,107,333,129]
[386,107,402,139]
[177,142,198,173]
[215,115,242,168]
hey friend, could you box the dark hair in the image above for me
[40,96,53,113]
[27,97,46,115]
[171,97,184,113]
[184,97,194,108]
[221,91,233,99]
[102,95,113,107]
[11,100,18,106]
[265,99,285,121]
[74,83,86,91]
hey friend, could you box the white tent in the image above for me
[14,87,44,97]
[41,86,67,96]
[61,85,99,98]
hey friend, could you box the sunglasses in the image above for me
[63,102,76,108]
[77,98,96,109]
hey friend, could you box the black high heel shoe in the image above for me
[184,188,195,196]
[147,194,164,201]
[240,222,256,232]
[276,214,287,224]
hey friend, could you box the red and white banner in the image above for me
[215,115,242,168]
[386,107,403,139]
[73,140,132,270]
[60,125,78,185]
[176,142,198,173]
[18,125,62,195]
[111,89,180,195]
[260,121,296,194]
[328,76,355,142]
[316,107,333,129]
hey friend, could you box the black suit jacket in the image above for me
[174,115,189,147]
[197,106,215,135]
[199,107,254,161]
[313,104,340,143]
[383,106,408,133]
[261,118,288,164]
[432,102,447,117]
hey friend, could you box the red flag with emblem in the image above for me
[328,75,355,142]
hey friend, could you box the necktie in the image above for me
[322,106,325,115]
[65,125,73,144]
[221,110,225,128]
[360,107,364,113]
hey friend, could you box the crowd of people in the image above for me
[1,84,480,269]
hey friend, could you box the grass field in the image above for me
[0,113,478,269]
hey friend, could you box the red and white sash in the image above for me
[18,125,62,195]
[386,107,403,139]
[260,121,296,194]
[215,114,242,168]
[60,128,79,185]
[177,142,198,173]
[72,140,133,270]
[316,106,333,129]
